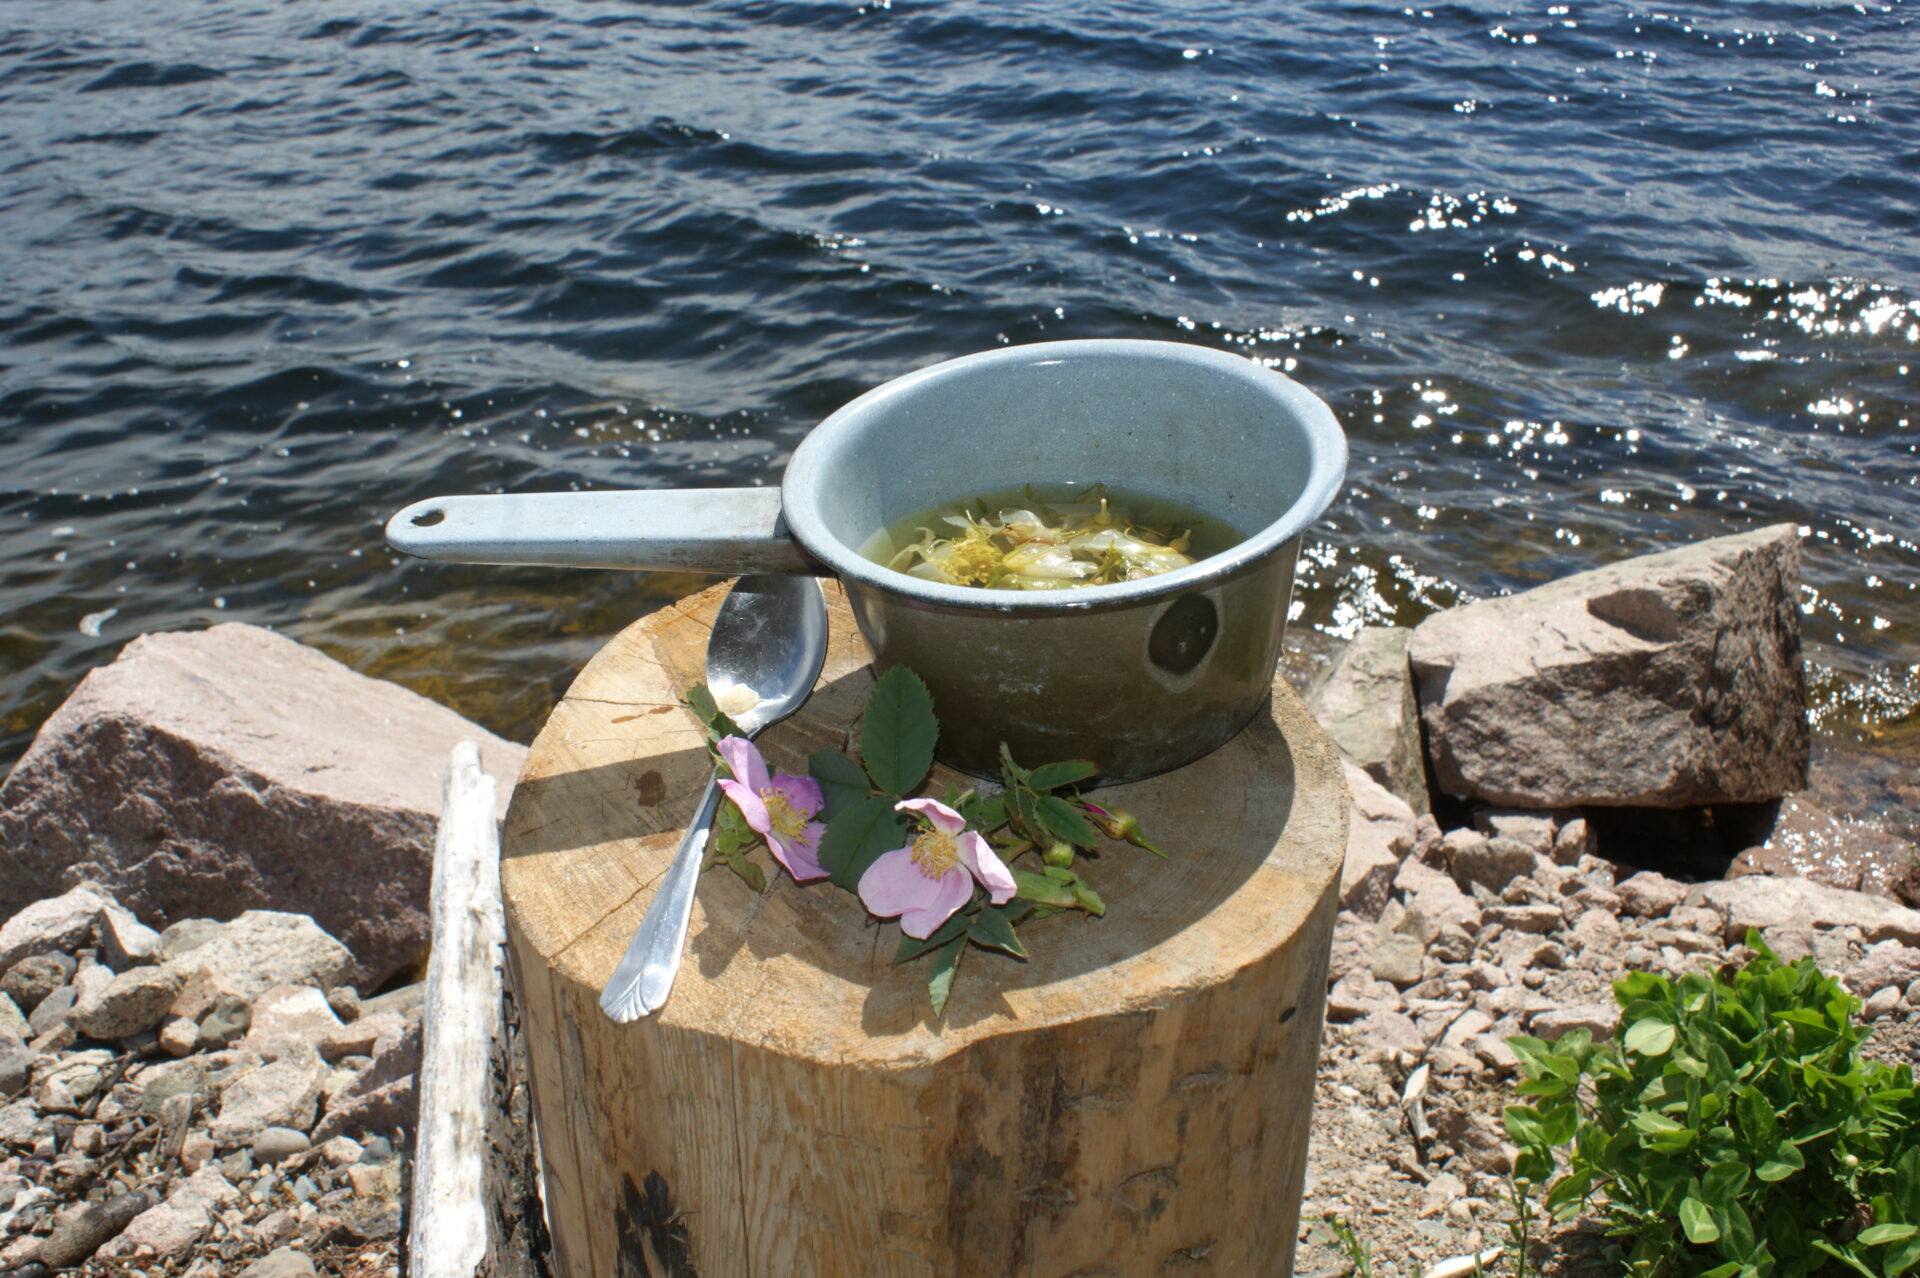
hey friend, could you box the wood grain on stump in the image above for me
[502,581,1348,1278]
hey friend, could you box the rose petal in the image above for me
[958,831,1017,905]
[716,777,769,836]
[768,822,829,883]
[717,735,770,795]
[770,772,824,820]
[896,870,975,940]
[895,796,966,836]
[857,847,931,920]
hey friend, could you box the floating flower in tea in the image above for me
[878,485,1199,590]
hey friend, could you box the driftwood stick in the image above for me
[409,742,505,1278]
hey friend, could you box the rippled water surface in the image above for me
[3,0,1916,766]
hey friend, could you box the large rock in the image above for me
[1697,877,1920,947]
[1728,794,1919,899]
[0,624,526,988]
[0,886,113,971]
[1408,525,1807,808]
[1308,626,1430,814]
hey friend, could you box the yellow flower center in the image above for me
[762,790,808,840]
[909,830,961,878]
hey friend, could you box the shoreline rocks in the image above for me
[0,623,525,990]
[0,883,418,1273]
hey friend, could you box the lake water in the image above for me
[3,0,1915,770]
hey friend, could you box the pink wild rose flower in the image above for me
[858,798,1016,938]
[715,736,828,882]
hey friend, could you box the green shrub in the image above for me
[1504,931,1920,1278]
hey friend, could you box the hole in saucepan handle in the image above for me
[1147,593,1219,675]
[411,508,446,527]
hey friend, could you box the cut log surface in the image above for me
[503,581,1348,1278]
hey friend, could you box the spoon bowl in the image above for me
[599,574,829,1021]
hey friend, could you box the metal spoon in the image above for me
[599,575,830,1022]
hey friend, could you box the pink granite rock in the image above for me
[1408,525,1807,808]
[0,624,525,989]
[1340,762,1416,921]
[1728,794,1919,899]
[1309,626,1430,814]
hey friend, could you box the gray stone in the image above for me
[240,1247,318,1278]
[211,1057,325,1144]
[1371,932,1426,987]
[197,994,252,1051]
[0,1050,34,1097]
[1570,908,1623,952]
[1341,762,1417,921]
[1864,986,1902,1020]
[1393,858,1483,941]
[319,1011,406,1063]
[313,1019,421,1142]
[1483,903,1564,935]
[1552,817,1595,865]
[0,993,26,1046]
[164,912,353,1003]
[251,1126,312,1165]
[1450,837,1537,895]
[96,902,161,970]
[1530,1002,1618,1041]
[1472,810,1558,858]
[1,953,73,1014]
[0,887,113,971]
[325,986,362,1023]
[1308,626,1430,813]
[1616,871,1688,919]
[241,984,342,1053]
[99,1167,237,1261]
[1699,877,1920,947]
[1354,1009,1425,1060]
[359,979,424,1021]
[159,918,223,963]
[0,623,526,988]
[1409,525,1807,807]
[1845,945,1920,997]
[68,966,185,1041]
[27,984,75,1038]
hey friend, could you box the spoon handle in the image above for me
[599,772,723,1022]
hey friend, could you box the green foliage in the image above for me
[676,669,1171,1018]
[1503,930,1920,1278]
[859,666,938,796]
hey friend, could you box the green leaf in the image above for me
[1070,878,1106,917]
[1809,1239,1879,1278]
[808,748,871,819]
[860,666,938,796]
[958,792,1006,831]
[1624,1018,1677,1057]
[997,741,1031,786]
[1504,1105,1548,1147]
[927,935,965,1016]
[1026,759,1098,791]
[967,906,1028,958]
[819,795,910,892]
[1859,1226,1920,1246]
[1755,1137,1804,1183]
[1887,1234,1920,1278]
[1007,786,1045,841]
[1034,795,1101,848]
[894,911,970,964]
[1681,1196,1721,1245]
[1014,870,1079,908]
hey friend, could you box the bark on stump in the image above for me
[502,581,1348,1278]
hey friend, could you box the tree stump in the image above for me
[502,581,1348,1278]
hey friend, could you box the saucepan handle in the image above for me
[385,488,826,576]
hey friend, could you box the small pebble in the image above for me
[252,1127,311,1165]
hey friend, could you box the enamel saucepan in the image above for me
[387,339,1347,783]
